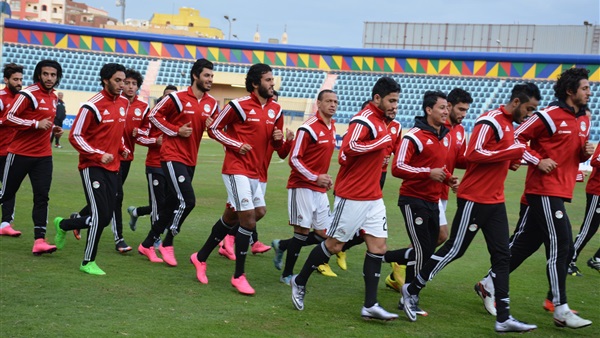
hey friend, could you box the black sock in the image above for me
[383,248,412,264]
[197,218,233,262]
[363,251,383,308]
[234,227,252,278]
[228,224,239,236]
[136,206,152,217]
[162,232,174,247]
[279,238,290,251]
[59,216,90,231]
[407,271,424,295]
[342,233,365,251]
[251,229,258,245]
[282,232,307,277]
[305,232,325,245]
[295,241,331,286]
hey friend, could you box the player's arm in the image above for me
[514,113,553,166]
[208,102,245,151]
[466,118,524,163]
[4,91,49,130]
[589,144,600,168]
[392,134,432,180]
[149,94,184,137]
[276,129,294,159]
[289,128,321,182]
[270,108,284,150]
[68,104,106,163]
[341,118,391,156]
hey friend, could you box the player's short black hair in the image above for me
[245,63,272,92]
[360,100,370,110]
[125,68,143,88]
[317,89,335,101]
[33,59,62,87]
[99,63,126,88]
[190,58,213,86]
[163,85,178,94]
[371,77,401,100]
[510,82,541,103]
[3,63,23,80]
[447,88,473,105]
[554,68,589,102]
[422,90,447,115]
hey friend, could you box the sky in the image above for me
[83,0,599,48]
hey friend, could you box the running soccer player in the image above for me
[0,63,23,237]
[138,59,217,266]
[53,63,130,275]
[272,89,337,285]
[191,63,283,295]
[401,83,541,333]
[290,77,400,321]
[1,60,62,255]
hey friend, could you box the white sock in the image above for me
[555,303,571,314]
[132,208,138,217]
[0,222,10,229]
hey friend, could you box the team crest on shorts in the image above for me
[297,214,303,222]
[415,217,423,225]
[555,210,563,219]
[268,109,275,119]
[253,197,260,203]
[119,107,126,116]
[92,181,100,189]
[241,198,249,206]
[134,108,142,116]
[178,175,185,183]
[204,104,211,112]
[469,224,478,232]
[153,179,159,186]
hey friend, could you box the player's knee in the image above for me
[255,207,266,221]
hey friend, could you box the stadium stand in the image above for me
[1,19,598,139]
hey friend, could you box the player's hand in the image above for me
[316,174,333,189]
[53,125,64,137]
[537,158,557,174]
[132,128,138,137]
[157,134,163,146]
[273,127,283,141]
[449,176,459,192]
[239,143,252,155]
[122,150,130,160]
[429,168,446,182]
[584,141,594,157]
[205,117,214,128]
[101,153,114,164]
[509,161,521,171]
[178,122,192,137]
[37,118,53,130]
[285,128,295,142]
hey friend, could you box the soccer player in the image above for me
[0,63,23,237]
[191,63,284,295]
[127,84,178,233]
[475,68,594,329]
[383,91,457,314]
[108,68,148,253]
[0,60,62,255]
[569,110,600,275]
[138,59,217,266]
[401,83,540,333]
[290,77,399,321]
[53,63,130,275]
[336,99,402,273]
[272,89,337,285]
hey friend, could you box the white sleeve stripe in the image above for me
[148,97,178,137]
[395,137,430,173]
[72,109,104,154]
[404,133,423,153]
[476,116,503,140]
[210,104,244,148]
[6,94,35,126]
[352,115,377,139]
[231,100,246,122]
[20,89,38,109]
[298,125,317,142]
[537,110,557,134]
[473,124,495,157]
[170,93,183,113]
[290,130,318,182]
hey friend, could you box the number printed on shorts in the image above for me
[382,216,387,231]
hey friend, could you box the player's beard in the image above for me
[196,81,210,93]
[258,84,273,100]
[7,83,21,94]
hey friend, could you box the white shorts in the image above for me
[327,197,387,242]
[222,174,265,212]
[260,182,267,198]
[438,199,448,226]
[288,188,331,231]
